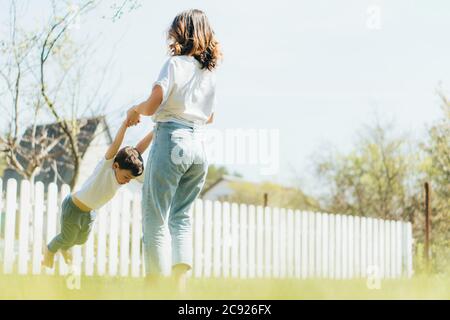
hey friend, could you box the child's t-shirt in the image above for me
[73,157,122,210]
[152,55,217,126]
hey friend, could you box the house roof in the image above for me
[4,116,112,186]
[201,174,244,196]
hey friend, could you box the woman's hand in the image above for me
[126,106,140,127]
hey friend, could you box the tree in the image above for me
[314,119,419,220]
[0,0,113,188]
[419,90,450,272]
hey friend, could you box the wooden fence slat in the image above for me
[379,219,385,278]
[119,192,131,277]
[97,206,107,276]
[3,179,17,274]
[335,214,342,279]
[353,216,361,278]
[32,182,44,275]
[203,200,213,278]
[360,217,367,278]
[321,213,329,278]
[384,220,391,278]
[347,215,354,279]
[108,196,120,276]
[221,201,230,278]
[328,214,335,279]
[256,206,264,278]
[272,207,280,278]
[279,209,287,278]
[390,220,396,279]
[300,211,308,279]
[193,199,204,278]
[367,218,374,276]
[308,212,315,278]
[315,212,322,278]
[18,180,31,274]
[286,209,294,278]
[264,206,272,278]
[293,210,301,278]
[239,203,248,279]
[373,219,380,277]
[230,203,239,278]
[45,183,58,275]
[84,214,95,277]
[247,205,256,278]
[131,194,142,277]
[212,201,222,278]
[395,221,402,278]
[405,222,413,278]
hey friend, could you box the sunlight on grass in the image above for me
[1,274,449,300]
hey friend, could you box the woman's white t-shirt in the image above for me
[152,55,217,126]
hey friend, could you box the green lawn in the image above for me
[0,274,449,300]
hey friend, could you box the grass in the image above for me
[0,273,449,300]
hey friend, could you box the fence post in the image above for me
[424,182,432,271]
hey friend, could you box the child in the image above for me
[42,119,154,268]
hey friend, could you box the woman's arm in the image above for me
[105,120,128,160]
[135,130,154,154]
[127,85,164,125]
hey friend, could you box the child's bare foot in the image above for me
[42,246,55,269]
[61,249,73,265]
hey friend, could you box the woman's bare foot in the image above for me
[42,246,55,269]
[61,249,73,265]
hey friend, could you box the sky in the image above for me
[1,0,449,194]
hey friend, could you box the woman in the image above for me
[126,9,222,291]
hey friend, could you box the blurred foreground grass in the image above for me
[0,274,449,300]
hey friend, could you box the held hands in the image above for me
[126,106,141,127]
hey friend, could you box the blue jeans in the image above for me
[48,195,96,252]
[142,121,208,276]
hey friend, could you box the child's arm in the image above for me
[105,120,128,160]
[135,130,154,154]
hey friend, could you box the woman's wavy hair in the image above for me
[167,9,222,71]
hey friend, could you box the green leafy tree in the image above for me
[314,120,419,221]
[418,91,450,273]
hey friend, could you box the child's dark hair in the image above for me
[114,147,144,177]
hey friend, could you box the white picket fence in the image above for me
[0,178,413,278]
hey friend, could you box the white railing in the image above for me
[0,178,413,278]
